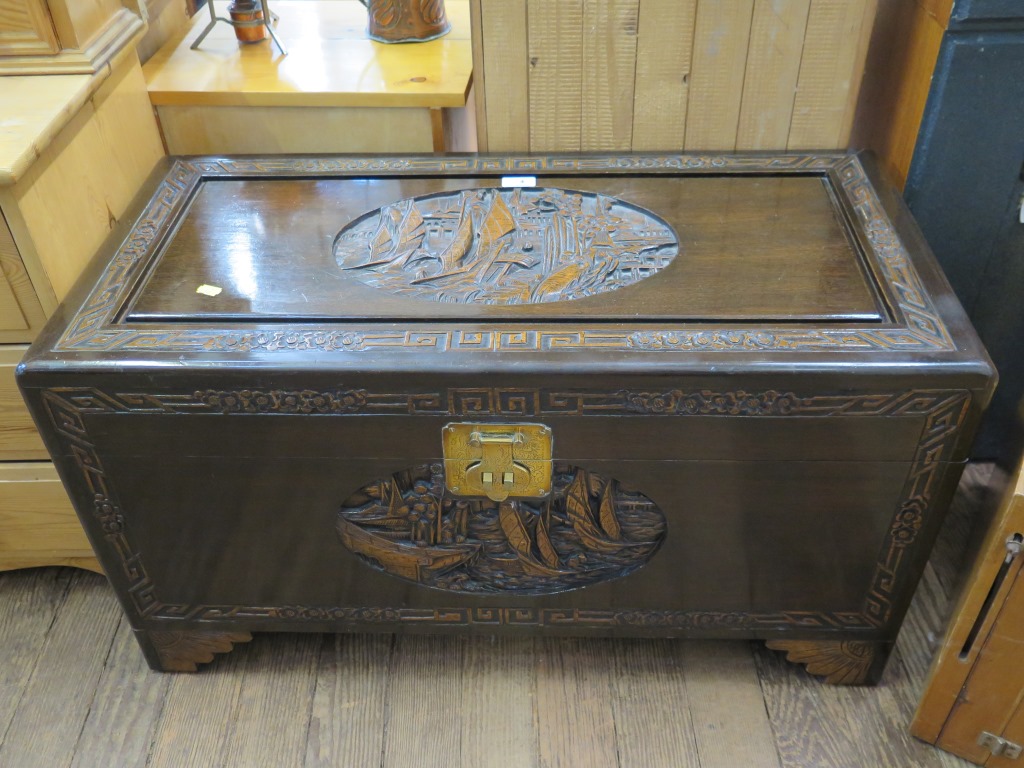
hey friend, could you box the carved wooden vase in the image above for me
[228,1,267,44]
[359,0,450,43]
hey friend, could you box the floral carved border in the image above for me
[54,153,953,354]
[42,385,970,633]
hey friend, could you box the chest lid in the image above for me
[39,153,989,371]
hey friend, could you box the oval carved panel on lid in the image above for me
[337,462,667,595]
[333,187,679,304]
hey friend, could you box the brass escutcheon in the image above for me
[442,423,553,502]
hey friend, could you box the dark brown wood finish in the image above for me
[19,153,995,682]
[127,174,882,322]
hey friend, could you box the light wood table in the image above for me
[143,0,475,154]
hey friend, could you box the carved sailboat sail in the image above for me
[393,203,427,266]
[565,469,625,553]
[352,477,409,529]
[598,479,622,540]
[342,203,426,270]
[535,504,561,570]
[498,501,571,576]
[413,191,517,285]
[476,193,515,252]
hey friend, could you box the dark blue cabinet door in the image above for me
[905,28,1024,458]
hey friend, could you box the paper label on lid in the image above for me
[501,176,537,188]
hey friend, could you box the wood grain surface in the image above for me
[0,460,993,768]
[10,52,163,303]
[913,459,1024,762]
[736,0,811,150]
[631,0,696,151]
[536,638,618,768]
[787,0,877,149]
[381,635,465,768]
[684,1,754,150]
[0,571,121,768]
[156,105,436,155]
[581,0,640,151]
[473,0,877,151]
[142,1,473,109]
[527,0,583,152]
[128,174,881,323]
[304,634,392,768]
[478,0,528,150]
[0,462,96,573]
[0,346,47,458]
[0,212,46,343]
[610,640,701,768]
[852,0,954,189]
[69,618,172,768]
[0,0,61,56]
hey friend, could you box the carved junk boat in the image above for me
[337,524,479,582]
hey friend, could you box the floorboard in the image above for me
[0,466,997,768]
[220,633,321,768]
[684,640,783,768]
[0,570,121,768]
[610,639,701,768]
[461,636,537,768]
[304,633,392,768]
[380,635,465,768]
[69,616,170,768]
[146,638,247,768]
[0,568,72,748]
[535,638,619,768]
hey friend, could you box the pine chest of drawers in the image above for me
[19,152,994,683]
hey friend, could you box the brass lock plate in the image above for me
[442,423,553,502]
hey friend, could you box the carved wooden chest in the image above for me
[20,153,994,684]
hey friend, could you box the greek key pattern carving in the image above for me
[862,390,970,626]
[55,154,953,354]
[43,385,969,632]
[42,386,969,420]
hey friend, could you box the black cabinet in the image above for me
[905,2,1024,460]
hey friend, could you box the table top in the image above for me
[0,74,96,185]
[143,0,473,109]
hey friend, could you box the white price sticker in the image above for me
[501,176,537,188]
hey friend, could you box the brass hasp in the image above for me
[442,423,553,502]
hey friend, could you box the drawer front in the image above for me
[0,209,46,342]
[0,461,98,572]
[0,346,46,460]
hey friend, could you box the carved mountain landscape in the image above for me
[337,462,667,594]
[333,187,679,304]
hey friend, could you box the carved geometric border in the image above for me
[55,153,954,354]
[42,385,970,633]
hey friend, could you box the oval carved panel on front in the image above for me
[337,462,667,594]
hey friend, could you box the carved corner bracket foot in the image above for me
[138,628,253,672]
[765,639,891,686]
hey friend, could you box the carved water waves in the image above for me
[337,462,667,594]
[333,187,678,304]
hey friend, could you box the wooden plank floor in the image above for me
[0,466,998,768]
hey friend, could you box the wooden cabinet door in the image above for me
[0,0,60,56]
[913,460,1024,764]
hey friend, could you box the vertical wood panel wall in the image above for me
[472,0,877,152]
